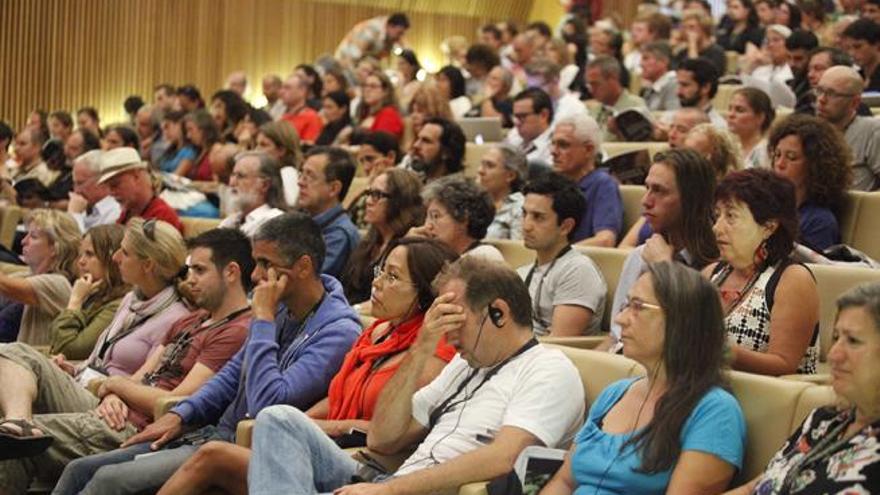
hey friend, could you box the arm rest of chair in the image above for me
[153,395,189,419]
[538,336,606,350]
[780,373,831,385]
[458,482,489,495]
[235,419,256,447]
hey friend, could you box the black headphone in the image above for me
[488,304,503,328]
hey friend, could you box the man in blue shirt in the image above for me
[54,213,362,495]
[297,146,360,277]
[550,113,622,246]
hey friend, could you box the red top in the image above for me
[189,153,214,182]
[118,196,185,234]
[370,106,404,141]
[326,314,455,421]
[281,107,324,142]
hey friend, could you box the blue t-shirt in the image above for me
[571,169,623,242]
[571,378,746,495]
[158,145,197,174]
[798,203,839,252]
[636,221,654,246]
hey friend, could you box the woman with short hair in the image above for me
[479,144,528,240]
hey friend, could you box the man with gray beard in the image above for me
[218,152,286,236]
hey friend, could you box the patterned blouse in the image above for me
[713,260,820,374]
[753,406,880,494]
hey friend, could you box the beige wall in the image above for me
[1,0,532,130]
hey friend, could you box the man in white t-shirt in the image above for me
[248,256,585,495]
[518,172,606,336]
[218,152,285,237]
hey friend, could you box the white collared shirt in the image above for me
[219,203,285,237]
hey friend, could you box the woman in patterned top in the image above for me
[703,169,820,376]
[725,282,880,494]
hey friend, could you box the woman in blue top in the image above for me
[541,261,746,494]
[157,110,197,174]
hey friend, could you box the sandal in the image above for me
[0,418,54,460]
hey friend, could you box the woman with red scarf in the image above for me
[155,237,458,495]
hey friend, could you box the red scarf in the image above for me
[327,313,425,420]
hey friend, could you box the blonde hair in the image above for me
[125,218,186,284]
[682,8,715,37]
[259,120,303,170]
[687,124,743,178]
[408,84,453,120]
[26,209,81,281]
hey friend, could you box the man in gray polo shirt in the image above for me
[518,171,606,336]
[815,66,880,191]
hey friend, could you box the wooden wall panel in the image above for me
[0,0,534,131]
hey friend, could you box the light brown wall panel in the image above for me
[1,0,532,130]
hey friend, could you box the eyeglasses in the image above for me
[364,188,393,201]
[620,297,662,314]
[812,87,858,100]
[373,265,415,287]
[143,219,157,242]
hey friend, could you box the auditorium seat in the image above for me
[0,205,22,249]
[713,84,742,112]
[724,51,739,75]
[618,184,646,235]
[601,142,668,161]
[839,190,880,261]
[576,246,630,332]
[180,217,221,239]
[486,239,534,269]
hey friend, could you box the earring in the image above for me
[755,240,769,266]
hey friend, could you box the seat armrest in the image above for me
[236,419,256,447]
[458,482,489,495]
[780,373,831,385]
[538,336,606,350]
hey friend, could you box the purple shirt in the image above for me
[571,169,623,242]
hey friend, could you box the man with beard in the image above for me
[785,30,819,109]
[218,152,286,237]
[406,116,466,182]
[676,57,726,128]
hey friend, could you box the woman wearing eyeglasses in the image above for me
[0,219,189,454]
[705,169,821,376]
[541,262,746,494]
[355,72,404,142]
[343,167,424,305]
[478,144,528,241]
[347,131,401,230]
[154,237,459,495]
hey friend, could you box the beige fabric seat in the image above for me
[601,142,668,161]
[0,205,23,249]
[575,246,630,332]
[485,239,534,269]
[463,143,494,178]
[180,217,221,239]
[839,191,880,261]
[618,184,646,235]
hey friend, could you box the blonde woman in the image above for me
[683,123,744,179]
[0,209,80,345]
[402,84,453,151]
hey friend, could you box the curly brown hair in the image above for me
[768,114,852,216]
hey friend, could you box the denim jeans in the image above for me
[52,425,226,495]
[248,405,360,495]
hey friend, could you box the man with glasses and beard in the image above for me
[218,152,286,237]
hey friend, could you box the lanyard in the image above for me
[524,245,572,329]
[428,337,539,429]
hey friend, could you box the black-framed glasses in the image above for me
[143,219,158,241]
[364,188,393,201]
[812,87,857,100]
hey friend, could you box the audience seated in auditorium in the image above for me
[551,114,622,247]
[343,168,424,305]
[409,175,502,262]
[347,131,400,229]
[218,152,286,237]
[54,213,361,494]
[280,73,325,145]
[814,66,880,190]
[769,114,852,252]
[707,169,820,375]
[505,88,555,166]
[520,171,607,336]
[674,9,727,74]
[153,237,459,495]
[255,120,303,208]
[865,0,880,23]
[297,147,360,277]
[335,12,410,71]
[0,219,188,469]
[587,56,648,143]
[248,256,584,494]
[1,228,252,491]
[544,261,746,494]
[0,210,79,344]
[66,150,121,233]
[98,147,183,233]
[676,57,726,128]
[179,110,220,182]
[726,87,775,169]
[355,72,404,142]
[176,84,205,113]
[479,144,528,241]
[726,282,880,494]
[464,43,500,99]
[224,71,248,98]
[403,116,466,182]
[316,90,354,146]
[683,123,744,178]
[796,47,854,115]
[640,41,681,111]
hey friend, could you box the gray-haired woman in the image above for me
[478,144,528,240]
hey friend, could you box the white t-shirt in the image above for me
[517,248,607,336]
[397,344,585,475]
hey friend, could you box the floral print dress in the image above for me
[753,406,880,494]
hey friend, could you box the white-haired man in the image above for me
[67,150,121,232]
[551,114,623,247]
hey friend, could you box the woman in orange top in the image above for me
[155,237,458,495]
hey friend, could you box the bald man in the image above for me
[226,71,248,97]
[815,66,880,190]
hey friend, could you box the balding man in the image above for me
[67,150,121,232]
[134,104,167,166]
[667,107,710,148]
[261,74,285,120]
[815,66,880,190]
[280,74,324,144]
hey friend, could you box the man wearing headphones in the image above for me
[247,256,585,495]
